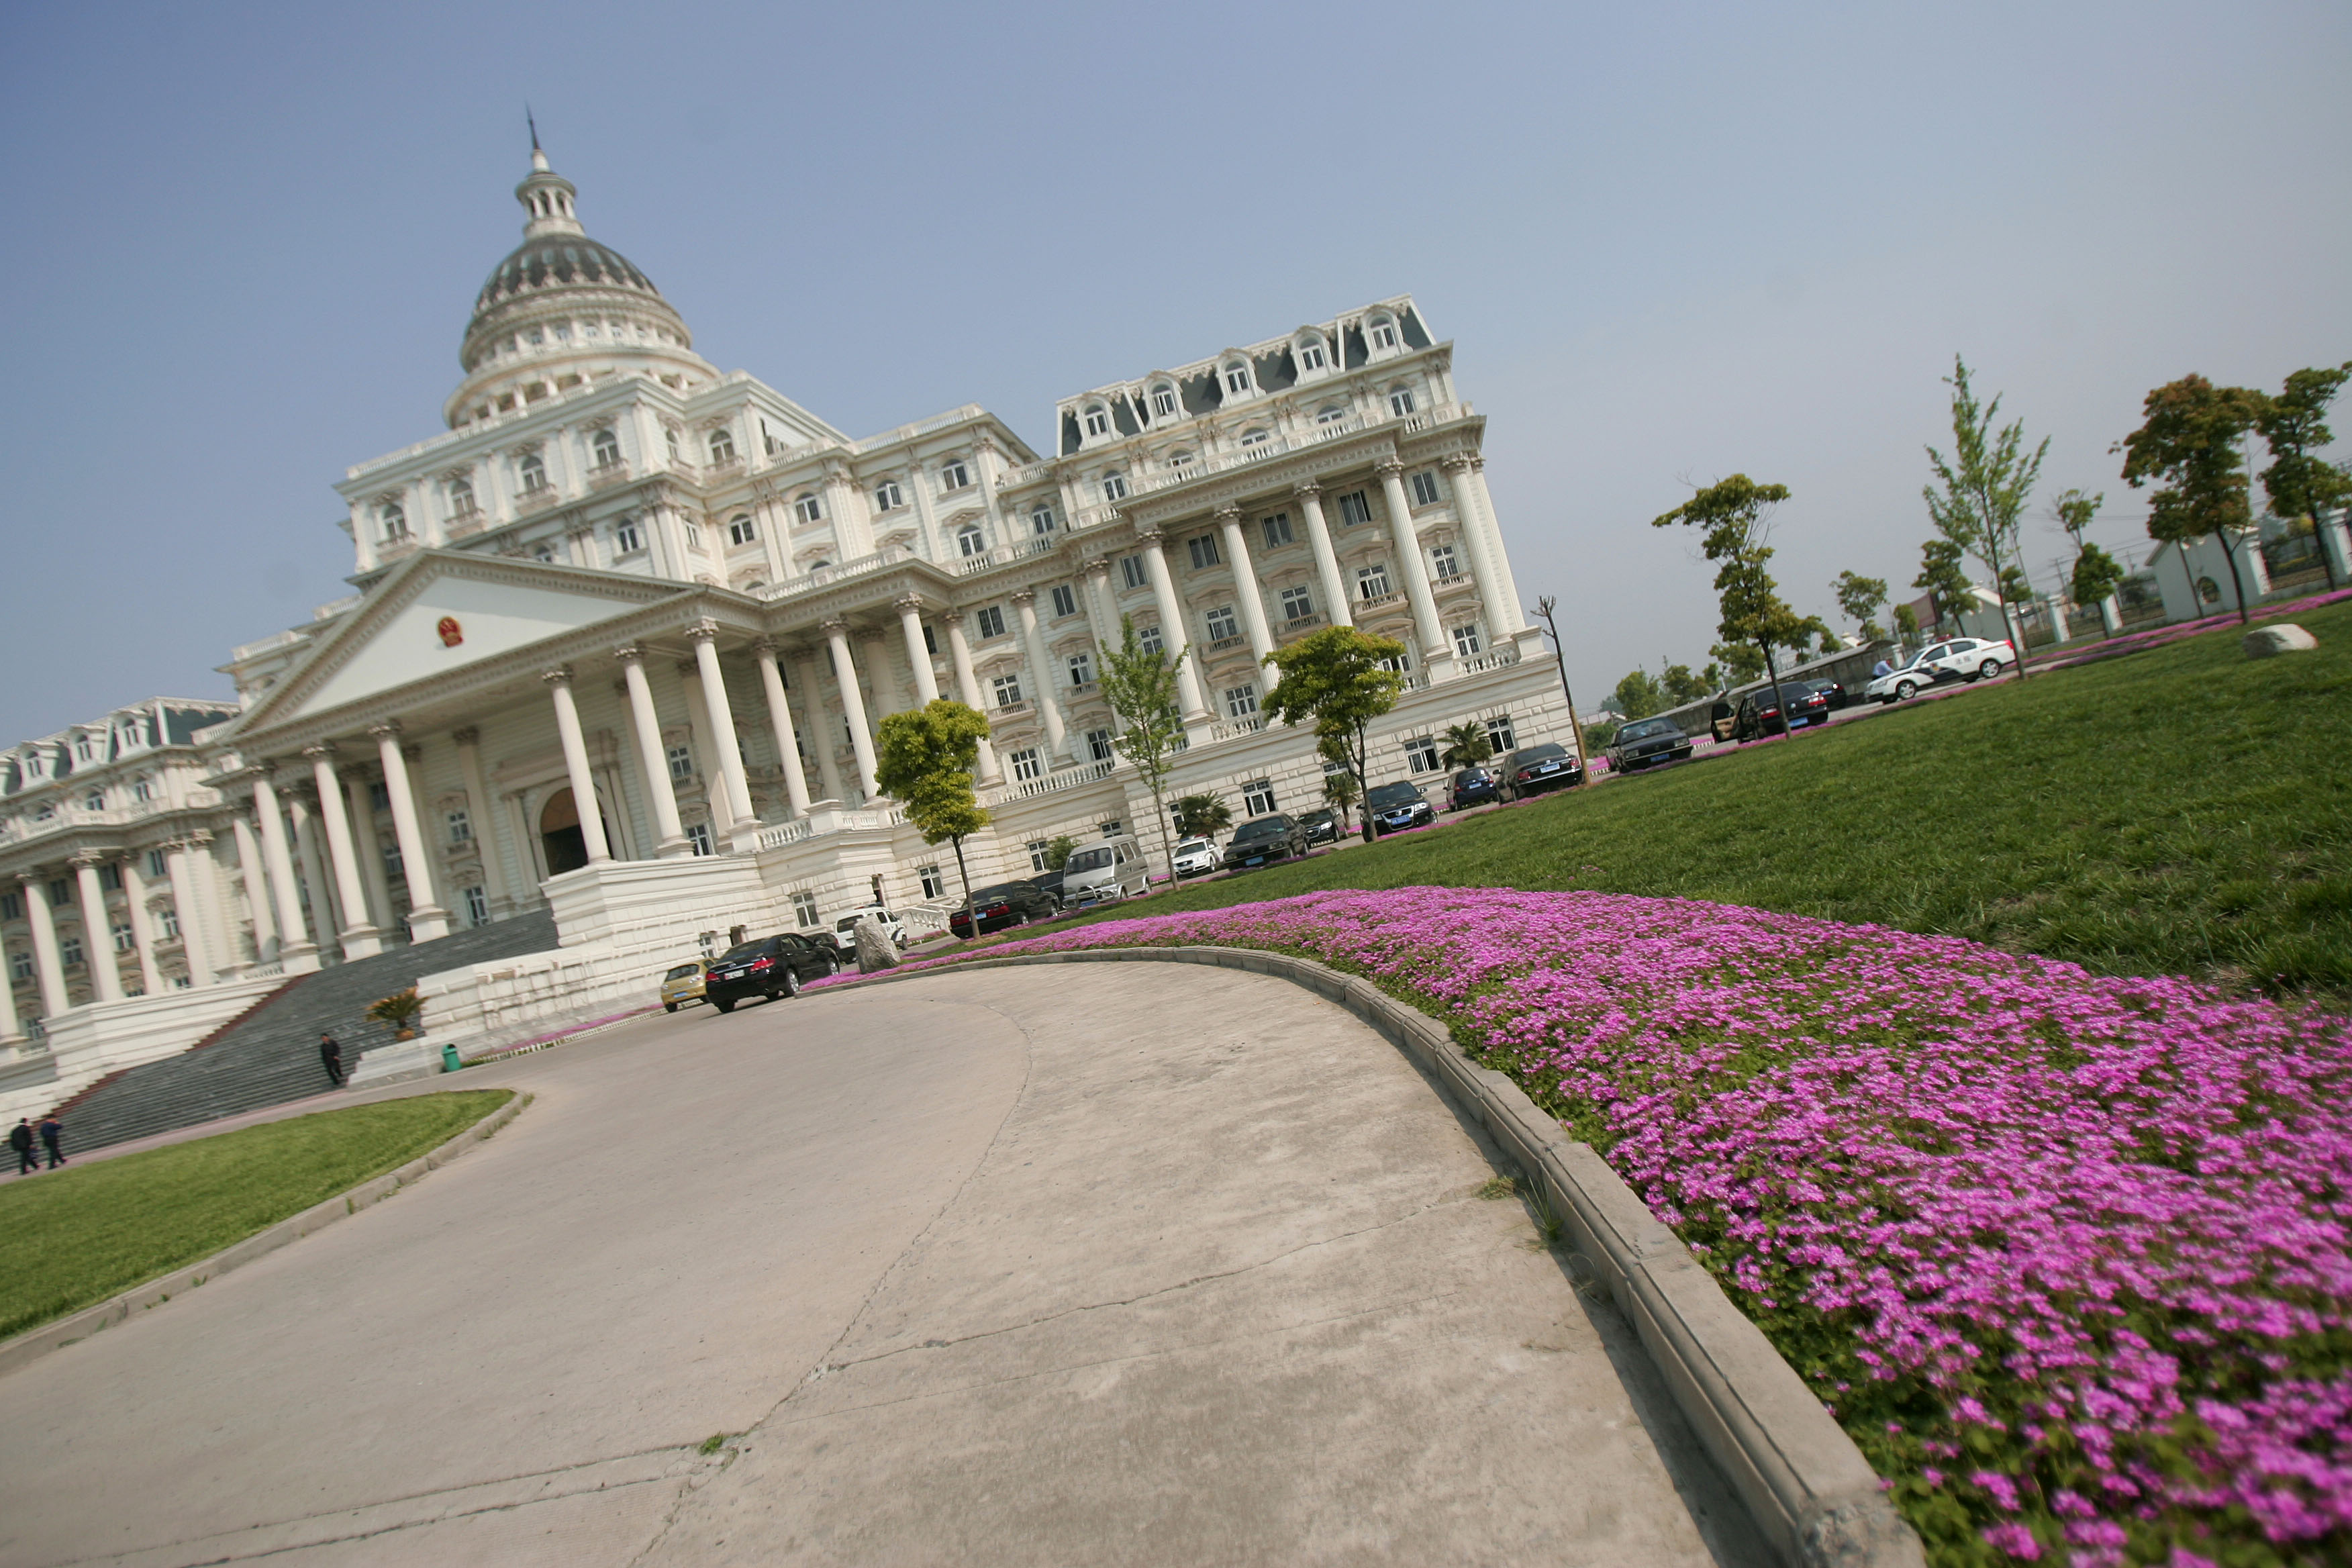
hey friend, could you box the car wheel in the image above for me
[713,997,736,1014]
[663,1001,678,1014]
[782,968,801,997]
[1895,679,1918,701]
[1976,658,2002,681]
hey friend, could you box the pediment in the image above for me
[241,552,687,732]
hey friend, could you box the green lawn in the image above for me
[0,1090,512,1341]
[1058,598,2352,1000]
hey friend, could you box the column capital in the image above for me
[366,721,401,742]
[1010,587,1037,607]
[1214,504,1243,522]
[1134,526,1165,547]
[612,642,649,665]
[1468,455,1487,473]
[1081,556,1110,577]
[1440,453,1476,474]
[1292,481,1322,500]
[891,593,926,615]
[751,635,782,658]
[168,831,215,850]
[1374,458,1406,479]
[68,848,107,871]
[301,742,338,761]
[685,618,722,645]
[819,617,850,636]
[450,726,481,747]
[940,608,966,626]
[402,744,424,765]
[540,666,575,688]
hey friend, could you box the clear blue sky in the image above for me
[1,0,2345,740]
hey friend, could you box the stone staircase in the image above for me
[50,913,560,1155]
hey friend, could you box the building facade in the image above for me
[1,143,1567,1086]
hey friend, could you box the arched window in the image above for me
[1297,337,1328,372]
[1240,428,1271,448]
[446,476,475,514]
[1167,450,1196,471]
[665,427,682,463]
[1030,504,1057,536]
[874,480,903,511]
[1083,405,1111,438]
[518,452,546,492]
[1316,404,1349,425]
[378,502,408,540]
[728,514,758,546]
[957,524,987,557]
[707,428,736,463]
[940,458,972,491]
[794,493,823,525]
[1387,386,1417,417]
[1150,384,1178,418]
[1368,314,1398,351]
[1222,362,1252,396]
[591,429,621,469]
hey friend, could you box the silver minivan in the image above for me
[1060,835,1149,908]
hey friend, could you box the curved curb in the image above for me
[838,947,1924,1568]
[0,1091,532,1381]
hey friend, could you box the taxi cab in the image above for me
[658,959,709,1013]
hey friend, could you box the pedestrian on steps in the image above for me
[319,1031,345,1089]
[38,1114,64,1169]
[10,1118,36,1176]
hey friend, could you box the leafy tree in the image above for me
[1438,721,1493,770]
[874,700,993,926]
[1169,793,1232,842]
[1914,538,1973,631]
[2118,375,2267,626]
[1042,834,1078,872]
[1892,603,1920,641]
[1710,640,1765,685]
[1583,719,1618,755]
[1833,571,1888,641]
[1098,614,1191,883]
[2071,542,2125,618]
[1652,476,1826,699]
[1261,626,1406,844]
[1610,667,1669,722]
[2255,362,2352,591]
[1661,663,1713,705]
[1924,356,2049,675]
[1319,765,1361,834]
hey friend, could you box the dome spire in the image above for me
[514,115,582,240]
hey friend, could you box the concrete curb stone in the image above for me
[0,1091,532,1381]
[830,944,1924,1568]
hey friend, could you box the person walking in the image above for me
[319,1032,345,1089]
[10,1118,36,1177]
[38,1114,64,1169]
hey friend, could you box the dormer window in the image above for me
[941,458,972,491]
[1101,472,1128,502]
[75,737,95,763]
[1223,362,1253,395]
[591,428,621,469]
[1369,315,1398,351]
[1150,385,1177,418]
[707,428,736,464]
[378,502,409,540]
[1299,340,1327,371]
[1083,405,1111,438]
[518,452,547,492]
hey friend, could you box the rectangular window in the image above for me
[1357,563,1392,599]
[614,520,643,554]
[1224,683,1259,719]
[1410,471,1442,507]
[940,459,972,491]
[794,495,824,525]
[1336,490,1373,527]
[446,809,473,844]
[1101,820,1126,838]
[1152,387,1177,416]
[1242,779,1276,816]
[1485,714,1518,754]
[1260,512,1293,548]
[792,891,821,927]
[683,522,702,548]
[875,481,903,511]
[0,891,19,920]
[1067,651,1094,687]
[1027,839,1052,873]
[173,975,193,989]
[1280,585,1315,622]
[159,908,181,940]
[1379,648,1413,675]
[1009,748,1044,783]
[60,936,84,969]
[992,674,1024,709]
[1120,554,1148,591]
[1101,473,1128,501]
[667,744,695,781]
[1430,544,1461,581]
[1138,624,1165,656]
[1452,624,1483,658]
[1404,736,1440,773]
[384,843,404,879]
[8,950,30,981]
[686,822,714,856]
[919,865,945,899]
[1085,728,1114,763]
[1187,535,1222,571]
[367,781,390,814]
[1205,605,1239,641]
[729,516,758,546]
[148,848,167,879]
[113,922,135,953]
[463,885,489,926]
[131,778,152,801]
[975,605,1008,640]
[99,864,121,891]
[1300,343,1326,371]
[1031,505,1057,535]
[49,878,72,907]
[922,624,938,655]
[1389,389,1418,417]
[1050,584,1077,618]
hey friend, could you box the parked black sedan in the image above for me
[1500,742,1582,799]
[703,932,840,1012]
[1367,781,1437,836]
[1298,807,1341,846]
[1448,767,1502,810]
[1806,677,1849,710]
[1604,718,1694,773]
[1730,682,1831,741]
[1224,814,1308,870]
[948,880,1061,938]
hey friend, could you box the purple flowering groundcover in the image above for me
[840,887,2351,1566]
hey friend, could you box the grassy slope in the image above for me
[1055,599,2352,999]
[0,1090,511,1340]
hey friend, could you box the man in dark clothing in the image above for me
[10,1119,36,1176]
[37,1115,64,1169]
[319,1032,345,1088]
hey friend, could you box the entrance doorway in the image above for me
[538,787,607,875]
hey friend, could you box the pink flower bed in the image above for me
[846,887,2352,1565]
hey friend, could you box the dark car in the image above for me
[1806,677,1849,711]
[1731,682,1830,741]
[948,880,1060,939]
[1500,742,1581,799]
[1298,807,1341,846]
[1448,767,1502,810]
[1367,781,1436,836]
[1604,717,1694,773]
[1030,869,1067,905]
[703,932,839,1012]
[1224,814,1308,870]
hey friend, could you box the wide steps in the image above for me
[54,913,560,1155]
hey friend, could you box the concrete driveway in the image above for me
[0,963,1763,1567]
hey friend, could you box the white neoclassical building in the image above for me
[0,142,1569,1091]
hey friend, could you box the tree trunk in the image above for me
[2312,511,2341,591]
[1759,640,1784,734]
[1354,723,1374,843]
[950,836,973,934]
[2216,529,2252,625]
[1150,779,1177,891]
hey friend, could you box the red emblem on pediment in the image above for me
[436,616,464,648]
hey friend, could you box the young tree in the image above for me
[1924,356,2049,674]
[1437,721,1493,770]
[873,700,993,928]
[1914,538,1973,632]
[1319,761,1361,835]
[2118,375,2268,626]
[1170,793,1232,842]
[1652,476,1825,700]
[2255,362,2351,591]
[1660,663,1712,705]
[1833,571,1889,640]
[1609,667,1669,722]
[1709,640,1765,685]
[1261,626,1406,844]
[1097,615,1191,883]
[1891,603,1920,642]
[1043,835,1078,872]
[2070,542,2126,623]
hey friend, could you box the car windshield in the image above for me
[1232,818,1285,840]
[664,963,701,980]
[1619,720,1680,741]
[1176,838,1210,854]
[1066,847,1113,872]
[1514,744,1568,764]
[1367,783,1422,807]
[1453,769,1489,783]
[969,885,1024,903]
[716,942,769,963]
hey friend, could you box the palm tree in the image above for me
[1321,769,1361,834]
[1171,792,1232,842]
[1438,721,1493,771]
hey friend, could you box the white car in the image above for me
[1865,637,2016,703]
[830,907,910,955]
[1171,837,1220,879]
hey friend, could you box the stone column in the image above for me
[679,660,735,836]
[616,648,692,855]
[250,770,318,970]
[290,793,342,954]
[824,620,881,801]
[451,730,511,916]
[1465,459,1526,636]
[1138,528,1210,720]
[1378,460,1451,675]
[1216,506,1276,665]
[120,851,164,995]
[941,611,1001,783]
[824,464,873,558]
[72,854,125,1005]
[859,630,904,724]
[21,874,70,1016]
[163,837,222,985]
[753,640,813,818]
[346,774,398,939]
[688,622,757,826]
[371,724,449,941]
[791,649,848,804]
[189,836,240,976]
[1295,483,1354,629]
[306,745,383,957]
[1081,557,1118,652]
[228,816,280,967]
[895,597,941,705]
[1442,455,1512,640]
[542,669,613,865]
[0,934,19,1042]
[1012,589,1072,758]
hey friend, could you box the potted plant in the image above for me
[366,987,426,1040]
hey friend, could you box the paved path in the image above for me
[0,964,1763,1567]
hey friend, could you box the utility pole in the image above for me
[1535,596,1590,787]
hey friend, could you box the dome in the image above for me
[469,236,665,331]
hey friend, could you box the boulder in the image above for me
[853,917,901,974]
[2243,623,2318,658]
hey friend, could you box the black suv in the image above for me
[948,881,1060,938]
[1367,781,1436,836]
[1500,743,1582,799]
[1224,814,1308,870]
[704,933,840,1012]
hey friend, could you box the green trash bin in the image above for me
[440,1043,462,1073]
